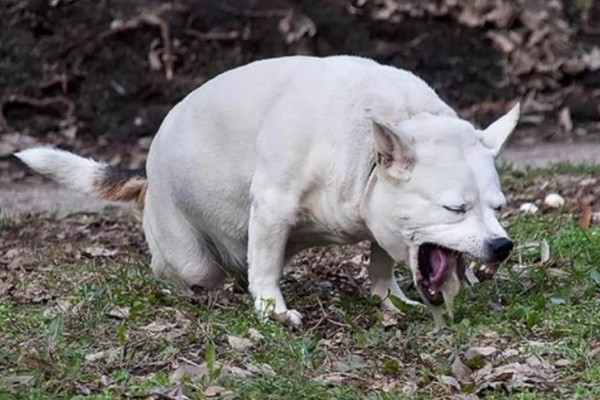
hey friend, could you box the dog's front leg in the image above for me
[369,243,424,311]
[247,195,302,327]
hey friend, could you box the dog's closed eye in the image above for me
[443,205,467,214]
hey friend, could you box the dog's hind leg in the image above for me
[142,197,226,292]
[369,242,424,311]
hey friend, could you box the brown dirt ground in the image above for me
[1,0,599,169]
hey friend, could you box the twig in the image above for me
[0,94,76,132]
[102,14,175,80]
[6,94,75,118]
[217,2,289,18]
[39,73,69,94]
[185,28,249,41]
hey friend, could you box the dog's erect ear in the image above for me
[371,119,415,181]
[481,103,520,157]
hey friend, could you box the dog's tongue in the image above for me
[429,248,448,290]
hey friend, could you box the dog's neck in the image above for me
[358,157,378,234]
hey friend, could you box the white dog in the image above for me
[15,56,518,327]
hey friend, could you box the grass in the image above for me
[1,167,600,399]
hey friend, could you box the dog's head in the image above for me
[363,104,519,306]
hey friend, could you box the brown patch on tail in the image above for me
[95,166,148,211]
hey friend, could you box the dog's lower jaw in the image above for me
[408,245,460,328]
[370,243,425,311]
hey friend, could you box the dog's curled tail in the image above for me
[14,148,148,211]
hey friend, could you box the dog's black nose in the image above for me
[487,237,514,262]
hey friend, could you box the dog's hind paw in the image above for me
[273,309,303,327]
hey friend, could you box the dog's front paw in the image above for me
[253,298,303,327]
[273,309,303,327]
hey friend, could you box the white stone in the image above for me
[519,202,539,214]
[544,193,565,208]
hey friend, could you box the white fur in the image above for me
[480,103,520,156]
[18,56,520,327]
[14,148,105,193]
[140,56,519,326]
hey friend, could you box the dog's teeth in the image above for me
[429,288,436,296]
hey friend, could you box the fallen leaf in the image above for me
[74,382,92,395]
[465,346,499,359]
[526,354,553,369]
[540,240,550,264]
[480,329,499,339]
[452,356,473,382]
[401,381,417,395]
[333,354,367,372]
[55,298,72,314]
[17,348,52,372]
[245,363,276,377]
[203,385,228,397]
[224,365,253,379]
[226,335,253,351]
[439,375,461,390]
[502,349,520,358]
[580,178,597,186]
[382,310,399,327]
[169,362,208,384]
[85,348,120,363]
[247,328,264,341]
[0,375,36,394]
[487,31,515,53]
[473,356,557,393]
[419,352,436,366]
[554,358,573,367]
[169,360,254,384]
[152,384,190,400]
[278,11,316,44]
[142,320,177,333]
[579,204,592,229]
[313,372,348,385]
[105,306,130,320]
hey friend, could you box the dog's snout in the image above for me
[487,237,514,262]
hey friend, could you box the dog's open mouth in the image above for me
[417,243,463,306]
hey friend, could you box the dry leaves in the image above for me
[367,0,599,125]
[278,11,316,44]
[580,204,593,230]
[226,335,253,351]
[445,348,558,394]
[84,348,120,363]
[169,359,255,385]
[247,328,264,342]
[0,375,36,394]
[203,386,230,397]
[105,306,130,320]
